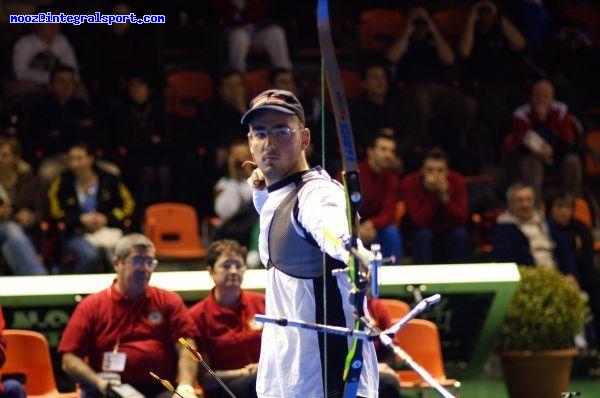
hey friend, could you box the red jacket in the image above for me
[400,171,468,231]
[504,101,573,154]
[337,160,401,228]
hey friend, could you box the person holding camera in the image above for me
[386,6,478,175]
[458,0,527,164]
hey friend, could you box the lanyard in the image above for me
[107,288,149,353]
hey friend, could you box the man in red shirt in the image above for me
[401,149,469,263]
[58,233,199,398]
[341,131,402,260]
[189,239,264,398]
[503,79,582,199]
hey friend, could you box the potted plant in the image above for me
[496,266,587,398]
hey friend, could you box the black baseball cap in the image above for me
[241,89,305,125]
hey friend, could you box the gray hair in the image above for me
[506,182,535,203]
[114,233,155,259]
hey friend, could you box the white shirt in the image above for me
[252,168,379,398]
[13,33,79,84]
[214,177,253,223]
[518,213,556,269]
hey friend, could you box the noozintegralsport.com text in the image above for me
[10,12,165,25]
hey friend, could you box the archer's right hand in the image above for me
[245,162,266,191]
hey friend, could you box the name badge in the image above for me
[102,352,127,372]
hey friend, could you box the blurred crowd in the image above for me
[0,0,598,388]
[0,0,598,284]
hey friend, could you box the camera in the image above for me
[477,4,493,17]
[412,17,427,28]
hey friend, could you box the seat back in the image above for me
[341,69,363,101]
[380,298,410,320]
[433,9,469,38]
[145,203,206,259]
[359,9,404,52]
[245,69,270,99]
[585,130,600,177]
[0,330,59,395]
[394,319,447,382]
[166,71,214,119]
[573,198,593,229]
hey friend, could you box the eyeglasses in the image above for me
[125,256,158,269]
[248,127,297,142]
[216,260,246,271]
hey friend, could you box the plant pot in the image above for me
[500,348,579,398]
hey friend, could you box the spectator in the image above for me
[492,183,576,281]
[89,1,163,99]
[29,65,95,184]
[269,67,296,92]
[545,19,600,115]
[58,233,199,398]
[547,192,600,338]
[189,239,264,398]
[350,61,424,164]
[386,6,478,173]
[47,142,135,274]
[269,68,320,131]
[0,305,27,398]
[503,79,582,199]
[209,69,249,170]
[210,0,293,73]
[339,132,402,261]
[366,297,405,398]
[213,140,258,251]
[458,0,528,163]
[116,76,172,207]
[0,137,47,275]
[401,149,470,264]
[12,15,79,86]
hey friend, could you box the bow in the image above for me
[317,1,368,396]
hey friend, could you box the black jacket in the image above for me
[47,167,135,235]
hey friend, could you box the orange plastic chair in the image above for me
[380,298,410,321]
[341,69,363,101]
[564,7,600,44]
[0,330,78,398]
[145,203,206,260]
[433,9,469,38]
[165,70,214,119]
[584,130,600,177]
[394,319,461,395]
[573,198,593,229]
[245,69,270,99]
[359,9,404,52]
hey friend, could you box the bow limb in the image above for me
[317,1,366,397]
